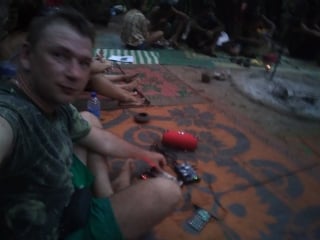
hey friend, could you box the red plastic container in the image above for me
[162,130,198,151]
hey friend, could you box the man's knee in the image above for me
[149,177,182,207]
[80,111,102,128]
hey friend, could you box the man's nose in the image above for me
[67,59,82,80]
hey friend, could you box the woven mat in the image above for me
[100,103,320,240]
[120,64,208,106]
[73,64,208,111]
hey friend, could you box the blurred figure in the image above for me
[184,2,224,56]
[282,0,320,62]
[120,0,165,49]
[222,11,276,58]
[148,0,189,48]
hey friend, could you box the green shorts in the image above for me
[65,155,124,240]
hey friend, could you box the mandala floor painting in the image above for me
[90,16,320,240]
[100,103,320,240]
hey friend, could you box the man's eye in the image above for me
[80,60,91,68]
[52,51,68,61]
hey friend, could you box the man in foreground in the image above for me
[0,8,181,240]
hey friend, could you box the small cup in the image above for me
[134,112,150,123]
[201,72,211,83]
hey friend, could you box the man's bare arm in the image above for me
[77,125,166,169]
[0,116,14,167]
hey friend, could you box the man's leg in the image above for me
[77,112,182,239]
[76,112,182,239]
[73,121,115,197]
[111,178,182,240]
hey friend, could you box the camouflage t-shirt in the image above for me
[0,82,90,239]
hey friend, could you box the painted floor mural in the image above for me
[100,103,320,240]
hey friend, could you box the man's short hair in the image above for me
[131,0,145,9]
[27,7,95,49]
[159,0,178,9]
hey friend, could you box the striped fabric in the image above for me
[94,48,159,64]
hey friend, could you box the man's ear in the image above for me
[19,42,31,71]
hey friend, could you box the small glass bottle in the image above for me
[87,91,101,118]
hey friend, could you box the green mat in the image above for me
[158,49,215,68]
[95,48,160,64]
[94,48,215,68]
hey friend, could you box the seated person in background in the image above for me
[300,20,320,46]
[239,14,275,57]
[121,0,165,49]
[285,1,320,61]
[0,8,182,240]
[184,2,224,56]
[148,0,189,48]
[223,12,275,58]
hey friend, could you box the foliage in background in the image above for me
[64,0,111,25]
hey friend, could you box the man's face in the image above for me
[25,23,93,106]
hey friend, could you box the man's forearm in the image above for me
[88,127,151,160]
[105,133,150,160]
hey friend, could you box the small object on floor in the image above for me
[213,72,227,81]
[134,112,150,123]
[162,130,198,151]
[201,72,211,83]
[243,58,251,68]
[187,206,212,232]
[174,161,200,185]
[265,64,272,72]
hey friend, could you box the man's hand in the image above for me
[143,151,167,171]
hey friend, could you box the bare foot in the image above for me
[119,93,145,106]
[91,58,113,73]
[112,159,134,192]
[121,79,140,91]
[123,73,140,83]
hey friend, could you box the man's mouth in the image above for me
[60,85,77,95]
